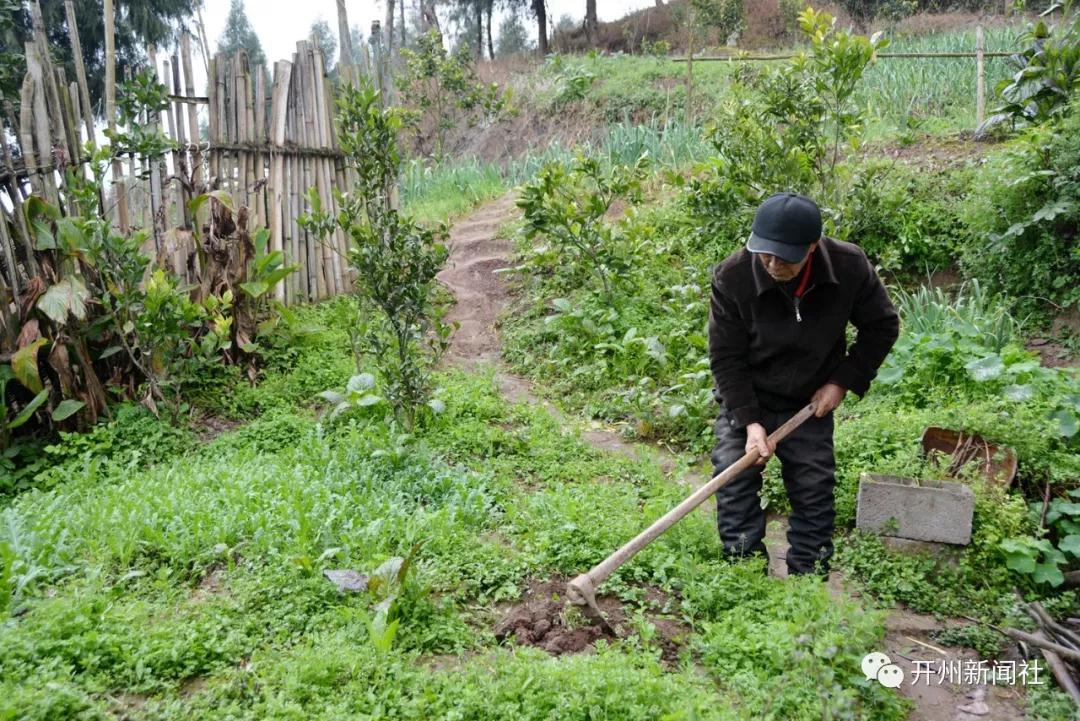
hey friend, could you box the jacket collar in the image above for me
[750,235,840,296]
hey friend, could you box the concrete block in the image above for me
[855,473,974,546]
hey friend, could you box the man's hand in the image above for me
[811,382,846,417]
[745,422,775,465]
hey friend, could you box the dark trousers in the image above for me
[711,405,836,576]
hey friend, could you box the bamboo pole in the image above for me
[311,45,342,295]
[196,6,212,75]
[268,60,292,304]
[298,43,326,300]
[64,1,99,164]
[30,2,72,162]
[159,56,181,231]
[243,54,257,216]
[336,0,355,87]
[290,51,314,301]
[170,53,191,229]
[1,108,37,278]
[103,0,129,233]
[23,42,59,207]
[253,67,266,230]
[180,34,201,197]
[0,203,21,306]
[207,56,220,188]
[225,54,236,197]
[975,25,986,127]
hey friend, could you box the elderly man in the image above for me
[707,192,899,577]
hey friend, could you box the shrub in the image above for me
[302,82,451,430]
[961,106,1080,317]
[517,152,649,299]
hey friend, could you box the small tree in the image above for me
[218,0,267,73]
[301,83,451,430]
[497,12,533,57]
[310,18,337,73]
[517,153,649,299]
[399,30,511,158]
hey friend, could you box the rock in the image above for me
[322,569,369,593]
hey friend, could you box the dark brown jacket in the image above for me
[707,236,899,428]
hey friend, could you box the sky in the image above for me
[199,0,658,65]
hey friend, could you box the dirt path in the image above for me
[437,197,1026,721]
[438,194,665,467]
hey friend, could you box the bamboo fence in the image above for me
[0,2,353,321]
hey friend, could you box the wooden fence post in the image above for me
[975,25,986,128]
[104,0,129,233]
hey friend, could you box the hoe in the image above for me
[566,402,816,628]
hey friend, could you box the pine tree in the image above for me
[309,18,337,73]
[496,12,532,57]
[217,0,267,72]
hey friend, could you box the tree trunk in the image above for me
[384,0,396,55]
[533,0,548,56]
[585,0,598,44]
[420,0,441,37]
[399,0,405,48]
[103,0,128,233]
[475,1,483,60]
[486,2,495,60]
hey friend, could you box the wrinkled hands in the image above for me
[745,383,845,463]
[745,423,775,466]
[811,382,846,418]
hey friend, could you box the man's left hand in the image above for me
[811,383,846,417]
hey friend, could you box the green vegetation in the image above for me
[5,4,1080,718]
[0,297,910,718]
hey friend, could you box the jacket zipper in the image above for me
[792,252,815,323]
[793,284,816,323]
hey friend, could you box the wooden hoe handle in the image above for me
[567,403,817,608]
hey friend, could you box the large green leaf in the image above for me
[965,355,1005,382]
[875,365,903,384]
[239,281,269,299]
[1033,562,1064,587]
[1057,535,1080,558]
[36,276,90,325]
[1003,549,1037,574]
[12,338,47,393]
[51,399,85,422]
[9,390,48,429]
[56,218,85,254]
[24,195,59,250]
[1051,409,1078,438]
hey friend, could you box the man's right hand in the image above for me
[745,422,775,465]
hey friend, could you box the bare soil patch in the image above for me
[493,578,687,662]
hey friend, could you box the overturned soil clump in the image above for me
[493,578,688,661]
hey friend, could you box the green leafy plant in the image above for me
[319,372,384,419]
[694,8,886,223]
[517,152,649,298]
[0,366,47,457]
[1002,489,1080,588]
[301,81,451,430]
[962,106,1080,317]
[978,2,1080,134]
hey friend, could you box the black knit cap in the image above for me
[746,192,822,263]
